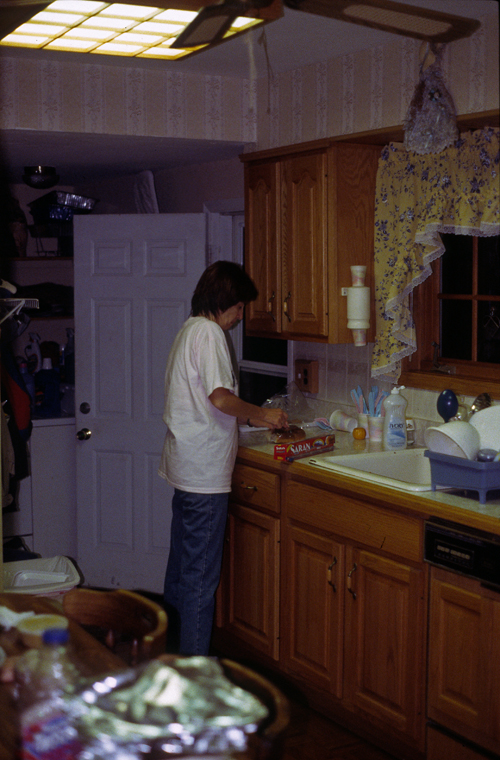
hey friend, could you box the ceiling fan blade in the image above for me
[170,0,277,49]
[284,0,481,43]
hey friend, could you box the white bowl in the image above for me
[469,405,500,451]
[424,421,480,460]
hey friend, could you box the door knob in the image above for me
[80,402,91,414]
[76,428,92,441]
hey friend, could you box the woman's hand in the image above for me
[256,408,289,430]
[209,387,288,430]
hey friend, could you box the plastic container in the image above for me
[357,412,370,439]
[2,555,81,596]
[368,415,384,442]
[35,358,61,417]
[383,386,408,450]
[330,409,357,433]
[17,614,69,648]
[19,360,35,413]
[16,628,83,760]
[63,328,75,385]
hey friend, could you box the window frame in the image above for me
[400,241,500,399]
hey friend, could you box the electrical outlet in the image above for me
[295,360,319,393]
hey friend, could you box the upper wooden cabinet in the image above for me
[242,140,381,343]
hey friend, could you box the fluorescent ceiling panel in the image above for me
[0,0,265,59]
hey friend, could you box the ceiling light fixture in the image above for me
[0,0,282,59]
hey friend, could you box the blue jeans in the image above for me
[164,489,229,655]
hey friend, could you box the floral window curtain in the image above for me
[371,127,500,383]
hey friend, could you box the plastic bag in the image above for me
[403,43,458,155]
[261,380,311,420]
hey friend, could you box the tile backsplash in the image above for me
[291,340,477,446]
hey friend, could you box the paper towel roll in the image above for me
[347,286,370,329]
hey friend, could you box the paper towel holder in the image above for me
[347,265,370,346]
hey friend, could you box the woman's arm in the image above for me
[208,387,288,430]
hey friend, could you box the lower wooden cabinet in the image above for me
[343,547,426,742]
[280,522,344,696]
[222,503,280,659]
[216,463,280,660]
[281,480,426,752]
[428,566,500,756]
[217,461,427,758]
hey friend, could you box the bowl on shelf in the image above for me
[23,166,59,189]
[424,420,480,460]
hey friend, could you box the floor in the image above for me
[278,694,398,760]
[132,589,399,760]
[209,649,399,760]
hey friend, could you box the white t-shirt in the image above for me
[158,316,238,493]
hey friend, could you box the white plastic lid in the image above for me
[391,385,405,394]
[42,358,52,370]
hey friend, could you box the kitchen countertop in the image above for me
[237,426,500,536]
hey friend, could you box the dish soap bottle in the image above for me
[383,386,408,450]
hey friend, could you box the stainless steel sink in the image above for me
[307,447,434,492]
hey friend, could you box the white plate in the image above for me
[469,405,500,451]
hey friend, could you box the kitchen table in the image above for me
[0,592,127,760]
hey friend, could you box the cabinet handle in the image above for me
[267,291,276,322]
[347,562,357,600]
[242,483,258,492]
[283,291,292,322]
[327,557,337,592]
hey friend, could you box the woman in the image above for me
[159,261,288,655]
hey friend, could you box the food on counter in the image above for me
[352,427,366,440]
[272,425,306,444]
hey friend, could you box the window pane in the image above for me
[440,300,472,360]
[477,301,500,363]
[478,236,500,296]
[440,234,473,294]
[242,332,288,365]
[239,369,287,406]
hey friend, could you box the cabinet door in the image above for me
[327,143,380,343]
[344,547,426,747]
[428,566,500,755]
[224,503,280,660]
[244,160,281,334]
[281,522,344,696]
[281,150,328,338]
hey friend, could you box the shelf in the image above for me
[12,257,73,262]
[29,315,74,321]
[29,223,73,238]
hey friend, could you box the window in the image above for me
[400,234,500,397]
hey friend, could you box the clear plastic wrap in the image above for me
[261,381,311,420]
[71,657,268,758]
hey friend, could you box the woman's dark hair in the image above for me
[191,261,258,317]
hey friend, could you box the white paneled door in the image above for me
[73,214,207,592]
